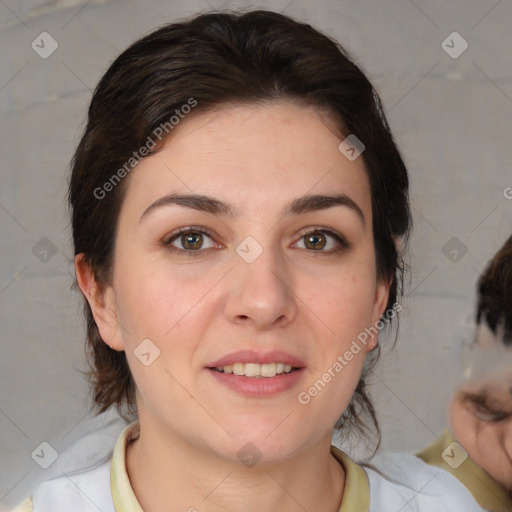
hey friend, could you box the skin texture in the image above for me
[76,101,390,511]
[450,325,512,492]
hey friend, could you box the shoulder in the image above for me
[8,419,140,512]
[7,412,130,512]
[363,451,487,512]
[8,497,34,512]
[417,429,512,511]
[10,458,114,512]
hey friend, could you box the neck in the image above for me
[126,418,345,512]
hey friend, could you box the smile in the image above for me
[213,362,297,378]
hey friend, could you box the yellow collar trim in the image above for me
[111,422,143,512]
[111,422,370,512]
[416,428,512,512]
[330,445,370,512]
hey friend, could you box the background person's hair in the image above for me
[476,234,512,345]
[69,10,412,445]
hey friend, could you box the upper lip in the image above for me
[207,350,305,368]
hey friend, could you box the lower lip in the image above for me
[206,368,305,397]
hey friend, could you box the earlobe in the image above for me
[376,277,392,319]
[366,278,392,352]
[74,254,125,351]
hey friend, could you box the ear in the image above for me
[74,253,125,351]
[366,277,392,352]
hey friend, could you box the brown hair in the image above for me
[68,10,411,443]
[476,234,512,345]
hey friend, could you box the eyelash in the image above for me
[163,226,350,257]
[472,404,511,423]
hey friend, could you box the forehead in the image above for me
[122,101,372,219]
[462,368,512,399]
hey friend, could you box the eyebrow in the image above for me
[140,193,365,225]
[462,390,512,407]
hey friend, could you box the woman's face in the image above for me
[88,101,389,463]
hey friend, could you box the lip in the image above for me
[207,350,306,369]
[207,367,305,397]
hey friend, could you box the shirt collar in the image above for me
[416,428,512,512]
[330,444,371,512]
[111,421,370,512]
[111,421,142,512]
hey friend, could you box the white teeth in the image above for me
[215,362,296,378]
[244,363,261,377]
[233,363,245,376]
[261,363,276,377]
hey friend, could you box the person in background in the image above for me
[417,234,512,512]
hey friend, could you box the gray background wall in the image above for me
[1,0,512,509]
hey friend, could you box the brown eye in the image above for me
[294,228,349,253]
[180,232,203,250]
[164,228,219,255]
[304,232,327,250]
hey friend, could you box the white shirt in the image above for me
[10,422,487,512]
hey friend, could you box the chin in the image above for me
[214,428,310,465]
[497,475,512,494]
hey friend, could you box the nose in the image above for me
[223,239,298,331]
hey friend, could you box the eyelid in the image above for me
[293,226,351,251]
[163,226,216,244]
[163,226,221,256]
[162,225,350,255]
[472,402,512,422]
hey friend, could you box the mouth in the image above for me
[210,362,299,378]
[205,350,305,396]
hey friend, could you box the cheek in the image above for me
[471,423,512,486]
[113,260,210,348]
[297,273,376,414]
[117,277,173,336]
[451,401,479,446]
[451,401,508,470]
[309,272,377,339]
